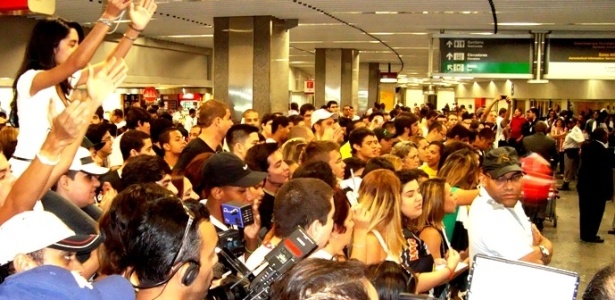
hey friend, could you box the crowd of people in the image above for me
[0,1,614,299]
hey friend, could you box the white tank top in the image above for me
[371,230,400,263]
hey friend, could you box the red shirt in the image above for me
[510,116,526,139]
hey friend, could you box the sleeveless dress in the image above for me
[370,229,400,263]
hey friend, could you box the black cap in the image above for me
[482,147,523,179]
[202,152,267,187]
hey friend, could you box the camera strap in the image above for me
[210,215,230,231]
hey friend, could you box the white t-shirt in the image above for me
[493,116,505,148]
[108,132,126,168]
[12,69,81,177]
[468,187,534,263]
[184,116,195,132]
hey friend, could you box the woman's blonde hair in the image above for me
[412,177,447,232]
[437,149,479,190]
[381,154,402,171]
[358,169,405,258]
[281,138,307,164]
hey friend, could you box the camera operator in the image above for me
[200,152,267,258]
[99,183,218,300]
[245,178,334,273]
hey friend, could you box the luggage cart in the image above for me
[544,188,559,227]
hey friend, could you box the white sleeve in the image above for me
[68,69,83,88]
[472,212,534,261]
[108,134,124,167]
[16,70,54,100]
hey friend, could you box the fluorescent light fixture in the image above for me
[499,22,554,26]
[573,22,615,26]
[380,78,398,83]
[160,34,213,38]
[380,72,398,83]
[298,23,343,26]
[375,11,399,14]
[527,79,549,84]
[290,41,324,44]
[370,32,428,35]
[471,32,495,35]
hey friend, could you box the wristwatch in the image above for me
[539,245,550,262]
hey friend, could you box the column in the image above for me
[314,48,359,110]
[358,62,380,114]
[214,16,290,120]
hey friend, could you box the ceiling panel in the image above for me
[52,0,615,79]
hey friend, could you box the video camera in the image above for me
[207,227,317,300]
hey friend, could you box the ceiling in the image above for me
[54,0,615,81]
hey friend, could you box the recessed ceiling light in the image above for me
[572,22,615,26]
[499,22,554,26]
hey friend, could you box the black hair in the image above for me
[271,116,290,135]
[272,259,371,300]
[113,108,124,118]
[226,124,259,153]
[292,161,337,188]
[369,112,384,122]
[121,155,171,191]
[188,108,196,115]
[301,141,340,164]
[245,143,279,172]
[583,263,615,300]
[349,127,376,155]
[290,102,299,111]
[394,114,419,138]
[326,100,339,108]
[366,261,417,299]
[300,103,316,116]
[149,118,174,144]
[273,178,333,238]
[86,123,111,151]
[396,170,421,186]
[11,19,75,128]
[119,130,151,160]
[427,121,444,134]
[343,157,366,179]
[260,113,277,126]
[158,128,181,147]
[362,157,395,178]
[125,107,151,130]
[289,114,304,126]
[446,124,473,141]
[99,183,209,286]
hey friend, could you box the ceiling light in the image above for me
[573,22,615,26]
[470,32,494,35]
[375,11,399,14]
[499,22,553,26]
[160,34,212,38]
[298,23,343,26]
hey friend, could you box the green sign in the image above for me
[440,38,532,74]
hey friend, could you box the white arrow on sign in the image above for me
[447,65,453,71]
[446,53,453,60]
[446,40,453,48]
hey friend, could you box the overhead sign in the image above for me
[547,39,615,78]
[440,38,532,74]
[143,87,159,102]
[304,80,314,94]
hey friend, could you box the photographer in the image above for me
[245,178,334,273]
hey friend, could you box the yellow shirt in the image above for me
[340,141,352,159]
[419,163,438,178]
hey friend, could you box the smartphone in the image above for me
[501,94,507,99]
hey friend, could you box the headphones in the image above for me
[181,260,201,286]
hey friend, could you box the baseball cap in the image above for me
[69,147,109,175]
[0,211,101,265]
[0,265,134,300]
[374,128,395,141]
[310,109,334,127]
[482,146,523,179]
[202,152,267,187]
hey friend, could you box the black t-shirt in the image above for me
[173,138,218,172]
[259,192,276,232]
[401,227,434,274]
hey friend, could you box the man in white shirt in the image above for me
[469,147,553,265]
[560,118,585,191]
[184,108,196,132]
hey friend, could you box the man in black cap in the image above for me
[200,152,267,255]
[468,147,553,265]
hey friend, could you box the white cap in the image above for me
[69,147,109,175]
[310,109,334,127]
[0,211,75,265]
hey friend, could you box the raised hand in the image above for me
[103,0,131,19]
[50,100,91,148]
[352,203,373,232]
[87,57,127,106]
[129,0,157,31]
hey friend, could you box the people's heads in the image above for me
[242,109,259,127]
[245,143,290,186]
[366,261,416,298]
[188,125,201,142]
[368,112,385,129]
[86,123,113,157]
[0,126,18,159]
[349,128,381,161]
[271,259,378,300]
[343,157,366,179]
[391,141,420,170]
[583,263,615,300]
[55,147,109,208]
[592,127,609,143]
[159,128,187,156]
[25,19,78,68]
[554,118,564,128]
[311,109,335,137]
[259,113,277,138]
[119,130,154,160]
[200,152,267,204]
[535,121,548,134]
[480,147,524,208]
[447,114,459,128]
[99,184,217,299]
[288,125,315,142]
[410,136,429,164]
[394,114,420,137]
[460,112,473,128]
[426,121,447,142]
[149,118,174,145]
[302,141,345,179]
[416,178,457,230]
[91,106,104,125]
[122,155,177,194]
[225,124,260,160]
[426,110,438,125]
[300,103,316,127]
[271,116,291,142]
[438,148,480,190]
[0,210,101,278]
[293,161,337,188]
[326,100,339,113]
[396,170,423,221]
[289,114,305,127]
[172,174,198,201]
[183,153,215,198]
[362,157,396,178]
[125,107,151,134]
[473,128,496,151]
[373,128,395,155]
[425,141,444,169]
[528,107,539,120]
[281,138,308,165]
[273,178,334,248]
[446,124,473,143]
[198,100,233,137]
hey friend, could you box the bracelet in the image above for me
[98,18,113,28]
[128,23,143,32]
[445,266,454,280]
[36,151,61,166]
[123,33,137,41]
[244,246,256,254]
